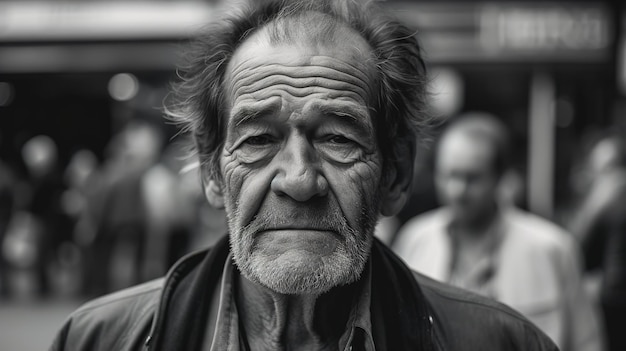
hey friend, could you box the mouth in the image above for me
[254,229,342,255]
[259,228,340,237]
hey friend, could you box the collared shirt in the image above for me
[447,214,504,299]
[202,253,376,351]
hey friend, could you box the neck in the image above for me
[236,275,355,351]
[454,202,499,239]
[449,204,498,242]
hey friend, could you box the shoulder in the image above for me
[73,278,163,319]
[416,271,557,350]
[394,209,448,248]
[401,208,449,233]
[417,270,528,322]
[52,279,163,351]
[504,208,577,253]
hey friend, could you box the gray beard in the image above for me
[226,192,380,295]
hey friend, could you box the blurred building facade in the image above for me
[388,0,621,222]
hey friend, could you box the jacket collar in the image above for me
[205,254,374,351]
[146,237,230,351]
[369,238,437,350]
[146,236,437,351]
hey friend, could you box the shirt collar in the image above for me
[339,258,376,351]
[444,206,508,298]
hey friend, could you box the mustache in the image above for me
[241,201,351,235]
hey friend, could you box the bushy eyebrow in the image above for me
[231,100,281,127]
[229,99,374,140]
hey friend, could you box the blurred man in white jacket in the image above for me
[393,113,603,351]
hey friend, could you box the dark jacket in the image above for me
[50,237,558,351]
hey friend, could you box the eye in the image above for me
[327,135,353,144]
[244,134,276,146]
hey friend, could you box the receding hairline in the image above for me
[437,113,511,177]
[234,9,374,65]
[440,113,507,145]
[223,10,378,107]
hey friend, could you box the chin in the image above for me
[236,246,369,295]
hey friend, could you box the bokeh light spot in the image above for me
[108,73,139,101]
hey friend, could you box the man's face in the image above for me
[217,28,383,295]
[435,132,499,223]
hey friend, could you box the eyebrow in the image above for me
[231,100,281,127]
[229,99,375,138]
[313,101,374,136]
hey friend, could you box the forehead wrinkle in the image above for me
[233,77,369,104]
[228,59,374,110]
[234,90,366,114]
[232,65,370,91]
[228,54,373,87]
[226,43,375,86]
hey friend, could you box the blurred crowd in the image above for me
[0,119,227,300]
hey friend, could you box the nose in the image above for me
[271,135,329,202]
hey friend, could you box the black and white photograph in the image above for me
[0,1,621,350]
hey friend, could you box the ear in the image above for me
[203,178,225,209]
[380,141,415,216]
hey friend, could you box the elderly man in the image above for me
[51,1,557,350]
[393,113,603,351]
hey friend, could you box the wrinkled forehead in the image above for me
[224,11,377,102]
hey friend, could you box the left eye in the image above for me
[317,134,362,163]
[327,135,352,144]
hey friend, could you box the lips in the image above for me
[241,193,352,239]
[248,216,346,235]
[258,228,342,241]
[254,229,341,256]
[260,226,336,232]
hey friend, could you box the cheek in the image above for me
[221,155,254,220]
[325,156,382,224]
[434,177,455,201]
[221,153,274,226]
[221,155,245,199]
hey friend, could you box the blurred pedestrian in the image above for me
[53,149,100,296]
[569,130,626,351]
[393,112,603,351]
[0,160,16,297]
[80,120,164,295]
[18,135,69,297]
[140,142,226,280]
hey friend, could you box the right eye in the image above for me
[243,134,276,146]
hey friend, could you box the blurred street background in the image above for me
[0,299,78,350]
[0,0,625,350]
